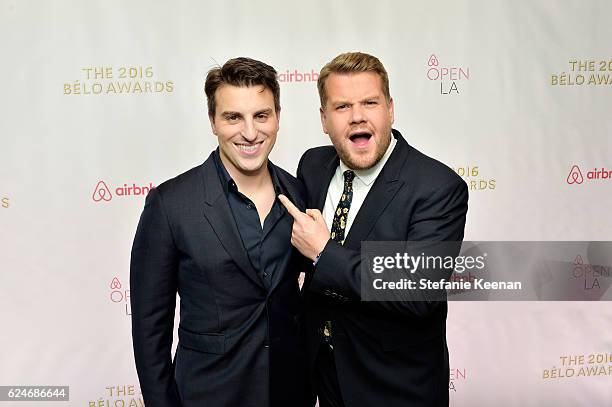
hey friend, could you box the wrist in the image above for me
[312,251,323,266]
[311,238,330,264]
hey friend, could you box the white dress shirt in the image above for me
[322,135,397,236]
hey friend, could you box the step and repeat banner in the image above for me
[1,1,611,406]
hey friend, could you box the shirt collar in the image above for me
[339,133,397,186]
[213,148,282,196]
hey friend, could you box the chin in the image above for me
[343,150,374,169]
[240,162,266,174]
[343,157,370,170]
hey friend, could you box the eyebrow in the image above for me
[254,108,273,116]
[329,100,350,107]
[361,95,382,102]
[331,95,382,106]
[220,108,273,118]
[220,111,242,118]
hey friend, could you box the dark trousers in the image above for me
[314,343,345,407]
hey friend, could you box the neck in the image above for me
[221,156,271,194]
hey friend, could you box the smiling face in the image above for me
[210,84,279,178]
[320,72,394,170]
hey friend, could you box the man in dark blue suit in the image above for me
[280,52,468,407]
[130,57,310,407]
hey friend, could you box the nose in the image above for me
[349,104,366,125]
[242,118,258,142]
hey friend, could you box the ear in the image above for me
[388,97,395,125]
[319,106,329,134]
[209,114,217,135]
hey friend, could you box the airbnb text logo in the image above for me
[277,69,319,83]
[566,165,611,185]
[92,180,155,203]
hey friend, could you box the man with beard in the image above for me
[279,52,468,407]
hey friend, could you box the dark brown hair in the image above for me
[205,57,280,117]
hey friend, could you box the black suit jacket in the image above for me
[130,152,311,407]
[298,129,468,407]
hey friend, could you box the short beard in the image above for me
[334,132,392,170]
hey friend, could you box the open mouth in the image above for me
[235,141,263,154]
[349,132,372,147]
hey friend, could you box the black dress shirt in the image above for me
[213,149,292,289]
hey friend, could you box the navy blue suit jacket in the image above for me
[299,129,468,407]
[130,152,311,407]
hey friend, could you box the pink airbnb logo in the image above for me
[428,54,439,67]
[93,180,113,201]
[566,165,584,185]
[426,54,470,81]
[567,165,612,185]
[426,54,470,95]
[109,276,131,315]
[92,180,155,202]
[110,277,122,289]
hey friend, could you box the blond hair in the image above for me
[317,52,390,107]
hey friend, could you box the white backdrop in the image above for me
[1,1,611,405]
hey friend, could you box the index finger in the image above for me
[278,194,305,219]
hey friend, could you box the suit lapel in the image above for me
[275,164,305,211]
[266,162,305,237]
[268,163,306,292]
[343,130,408,249]
[199,154,264,289]
[303,151,340,292]
[313,153,339,210]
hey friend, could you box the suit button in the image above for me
[268,297,273,304]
